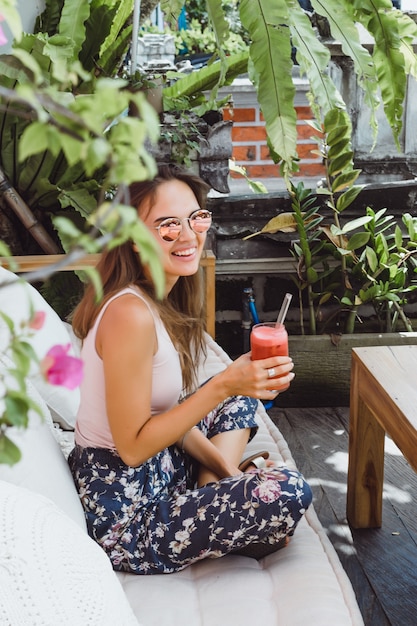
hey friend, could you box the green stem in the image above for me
[345,306,358,334]
[307,284,316,334]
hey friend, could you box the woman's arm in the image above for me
[97,294,294,467]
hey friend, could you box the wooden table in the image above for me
[347,345,417,528]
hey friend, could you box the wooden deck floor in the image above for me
[269,406,417,626]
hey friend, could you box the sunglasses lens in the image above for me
[158,219,182,241]
[189,210,212,233]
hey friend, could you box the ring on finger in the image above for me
[267,367,276,378]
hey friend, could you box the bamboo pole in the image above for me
[0,167,60,254]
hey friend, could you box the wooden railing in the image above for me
[1,250,216,338]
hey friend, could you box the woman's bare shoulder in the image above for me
[97,291,156,350]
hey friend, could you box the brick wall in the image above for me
[221,78,325,180]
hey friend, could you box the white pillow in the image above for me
[0,354,86,529]
[0,266,80,429]
[0,480,140,626]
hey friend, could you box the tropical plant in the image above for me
[0,308,84,465]
[246,107,417,334]
[0,1,163,464]
[155,0,417,178]
[0,0,149,250]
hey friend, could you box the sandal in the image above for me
[238,451,270,472]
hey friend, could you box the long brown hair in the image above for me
[71,164,210,392]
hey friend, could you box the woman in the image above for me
[68,163,312,574]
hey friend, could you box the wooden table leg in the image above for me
[347,365,386,528]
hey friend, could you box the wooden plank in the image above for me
[273,405,417,626]
[274,407,389,626]
[0,253,101,272]
[201,249,215,339]
[0,251,216,339]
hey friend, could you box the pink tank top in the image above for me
[74,287,183,449]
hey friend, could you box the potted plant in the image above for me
[245,107,417,406]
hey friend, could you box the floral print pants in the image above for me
[68,394,312,574]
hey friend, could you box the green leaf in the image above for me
[206,0,231,55]
[394,224,403,249]
[163,51,249,112]
[336,215,373,235]
[347,232,370,251]
[354,1,407,146]
[160,0,184,27]
[397,12,417,79]
[240,0,297,172]
[0,311,14,334]
[99,0,134,69]
[328,151,354,177]
[19,123,61,161]
[365,246,378,273]
[58,0,91,60]
[311,0,380,140]
[58,132,85,167]
[80,266,103,303]
[8,48,45,85]
[291,7,345,118]
[335,183,363,211]
[129,220,165,300]
[0,434,22,466]
[4,393,30,428]
[58,185,99,218]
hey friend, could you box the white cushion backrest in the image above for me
[0,266,80,429]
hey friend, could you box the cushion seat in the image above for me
[0,266,363,625]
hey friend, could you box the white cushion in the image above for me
[0,480,140,626]
[0,266,79,429]
[0,354,86,529]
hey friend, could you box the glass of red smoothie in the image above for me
[250,322,289,391]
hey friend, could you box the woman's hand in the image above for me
[217,352,294,400]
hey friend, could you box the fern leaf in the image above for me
[58,0,91,60]
[34,0,65,36]
[396,10,417,78]
[240,0,297,173]
[99,26,132,76]
[289,4,345,119]
[81,1,118,71]
[100,0,134,60]
[352,0,406,147]
[162,51,248,111]
[312,0,379,140]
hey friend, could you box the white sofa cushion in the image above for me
[0,354,86,529]
[0,280,364,625]
[117,335,364,626]
[0,480,140,626]
[0,266,79,429]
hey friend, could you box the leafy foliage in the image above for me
[249,105,417,334]
[205,0,417,176]
[0,310,44,465]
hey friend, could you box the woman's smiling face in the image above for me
[140,179,208,293]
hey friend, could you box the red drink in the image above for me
[250,322,289,390]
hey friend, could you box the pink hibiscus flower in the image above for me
[0,15,7,47]
[28,310,46,330]
[41,344,84,390]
